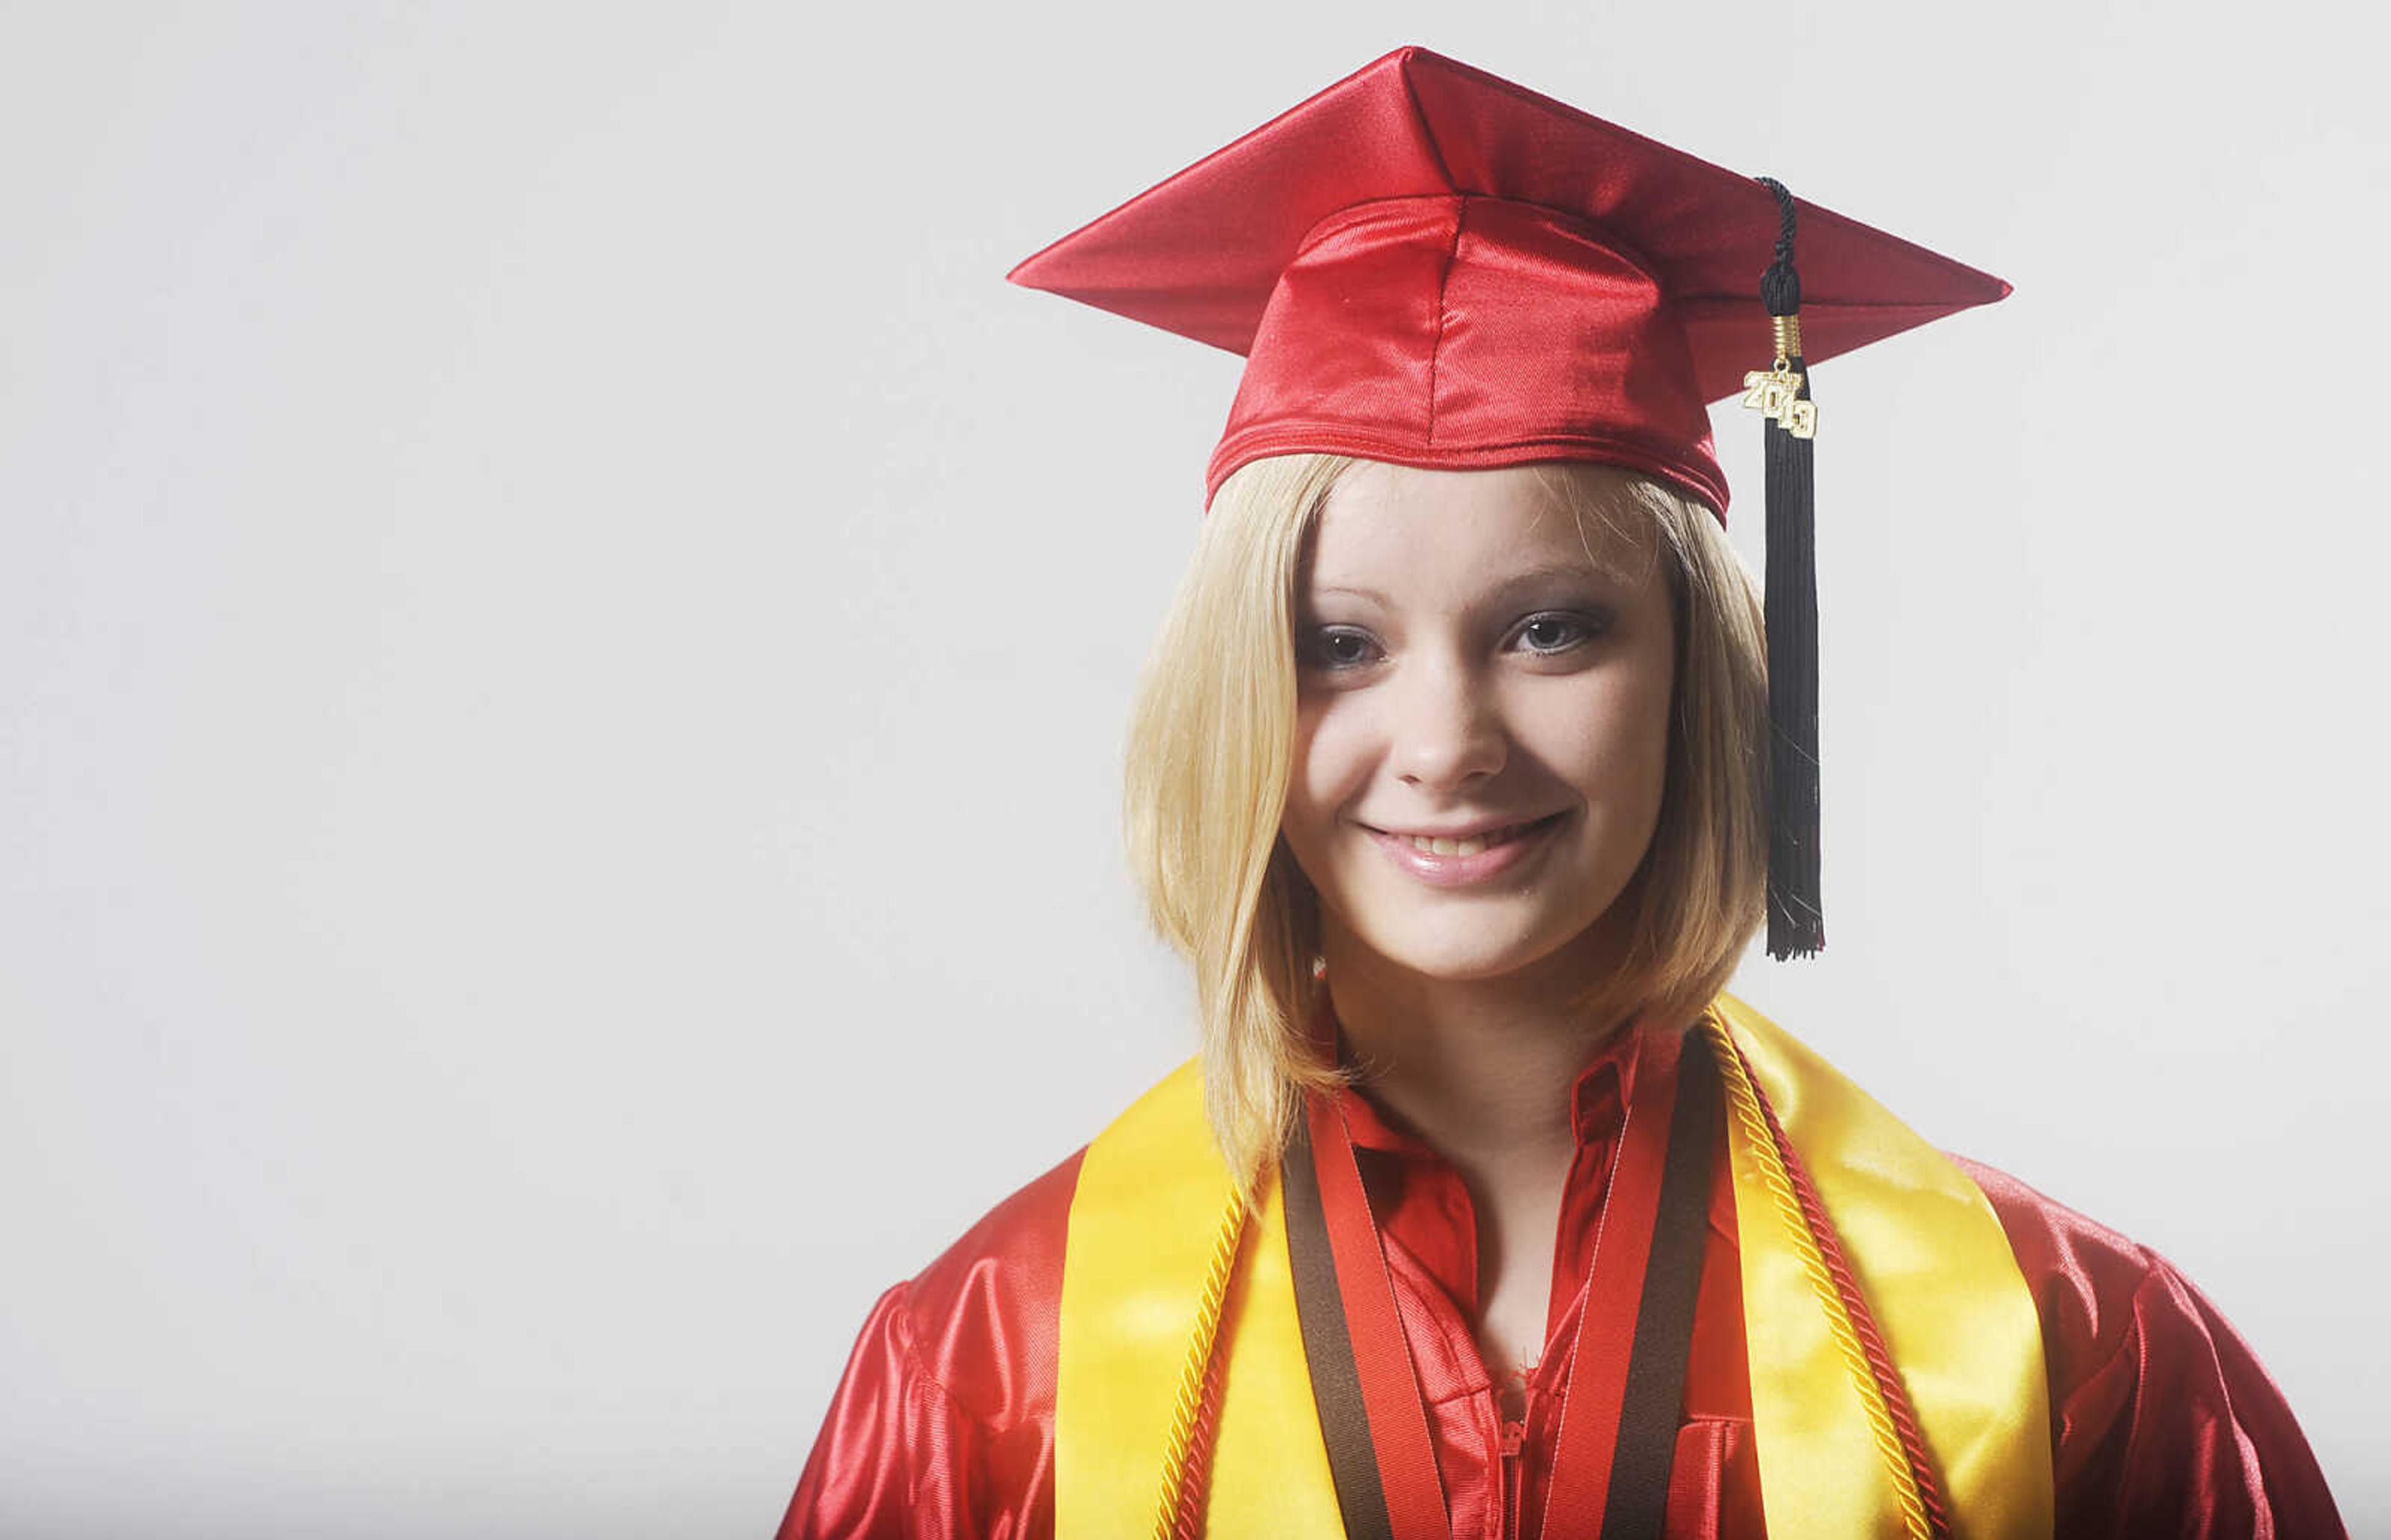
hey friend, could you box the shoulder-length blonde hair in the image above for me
[1122,453,1770,1182]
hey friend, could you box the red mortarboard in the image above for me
[1009,45,2012,958]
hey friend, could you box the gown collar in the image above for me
[1314,990,1648,1156]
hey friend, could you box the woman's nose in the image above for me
[1389,654,1506,792]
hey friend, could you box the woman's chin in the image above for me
[1328,889,1636,990]
[1347,923,1572,986]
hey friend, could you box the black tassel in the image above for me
[1754,176,1823,959]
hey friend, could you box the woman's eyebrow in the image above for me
[1304,583,1387,603]
[1300,561,1635,621]
[1304,563,1614,609]
[1481,561,1616,601]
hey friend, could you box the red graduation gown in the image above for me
[777,1031,2344,1538]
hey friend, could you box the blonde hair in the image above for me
[1122,454,1770,1181]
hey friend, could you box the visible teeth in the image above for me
[1407,825,1521,857]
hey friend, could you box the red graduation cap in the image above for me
[1009,45,2012,958]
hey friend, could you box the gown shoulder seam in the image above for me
[884,1277,1006,1432]
[2063,1247,2170,1401]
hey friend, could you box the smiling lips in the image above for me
[1361,812,1566,888]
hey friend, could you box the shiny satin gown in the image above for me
[778,1030,2343,1538]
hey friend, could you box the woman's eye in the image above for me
[1512,611,1605,655]
[1302,626,1382,670]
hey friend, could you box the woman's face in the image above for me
[1280,461,1677,987]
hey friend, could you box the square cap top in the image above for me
[1009,45,2010,513]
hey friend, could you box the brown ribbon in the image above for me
[1283,1026,1719,1539]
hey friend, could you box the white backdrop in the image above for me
[4,3,2384,1535]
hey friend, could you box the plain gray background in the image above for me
[4,2,2384,1534]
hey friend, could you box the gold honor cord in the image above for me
[1702,1013,1931,1539]
[1152,1186,1246,1539]
[1057,1061,1342,1537]
[1710,996,2054,1540]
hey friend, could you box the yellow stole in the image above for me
[1056,993,2053,1538]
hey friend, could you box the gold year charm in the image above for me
[1741,359,1818,439]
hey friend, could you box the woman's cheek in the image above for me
[1549,685,1658,782]
[1296,706,1370,814]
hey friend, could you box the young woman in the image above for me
[778,48,2343,1539]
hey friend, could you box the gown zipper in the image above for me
[1499,1416,1526,1538]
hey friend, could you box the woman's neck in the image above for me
[1318,924,1626,1178]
